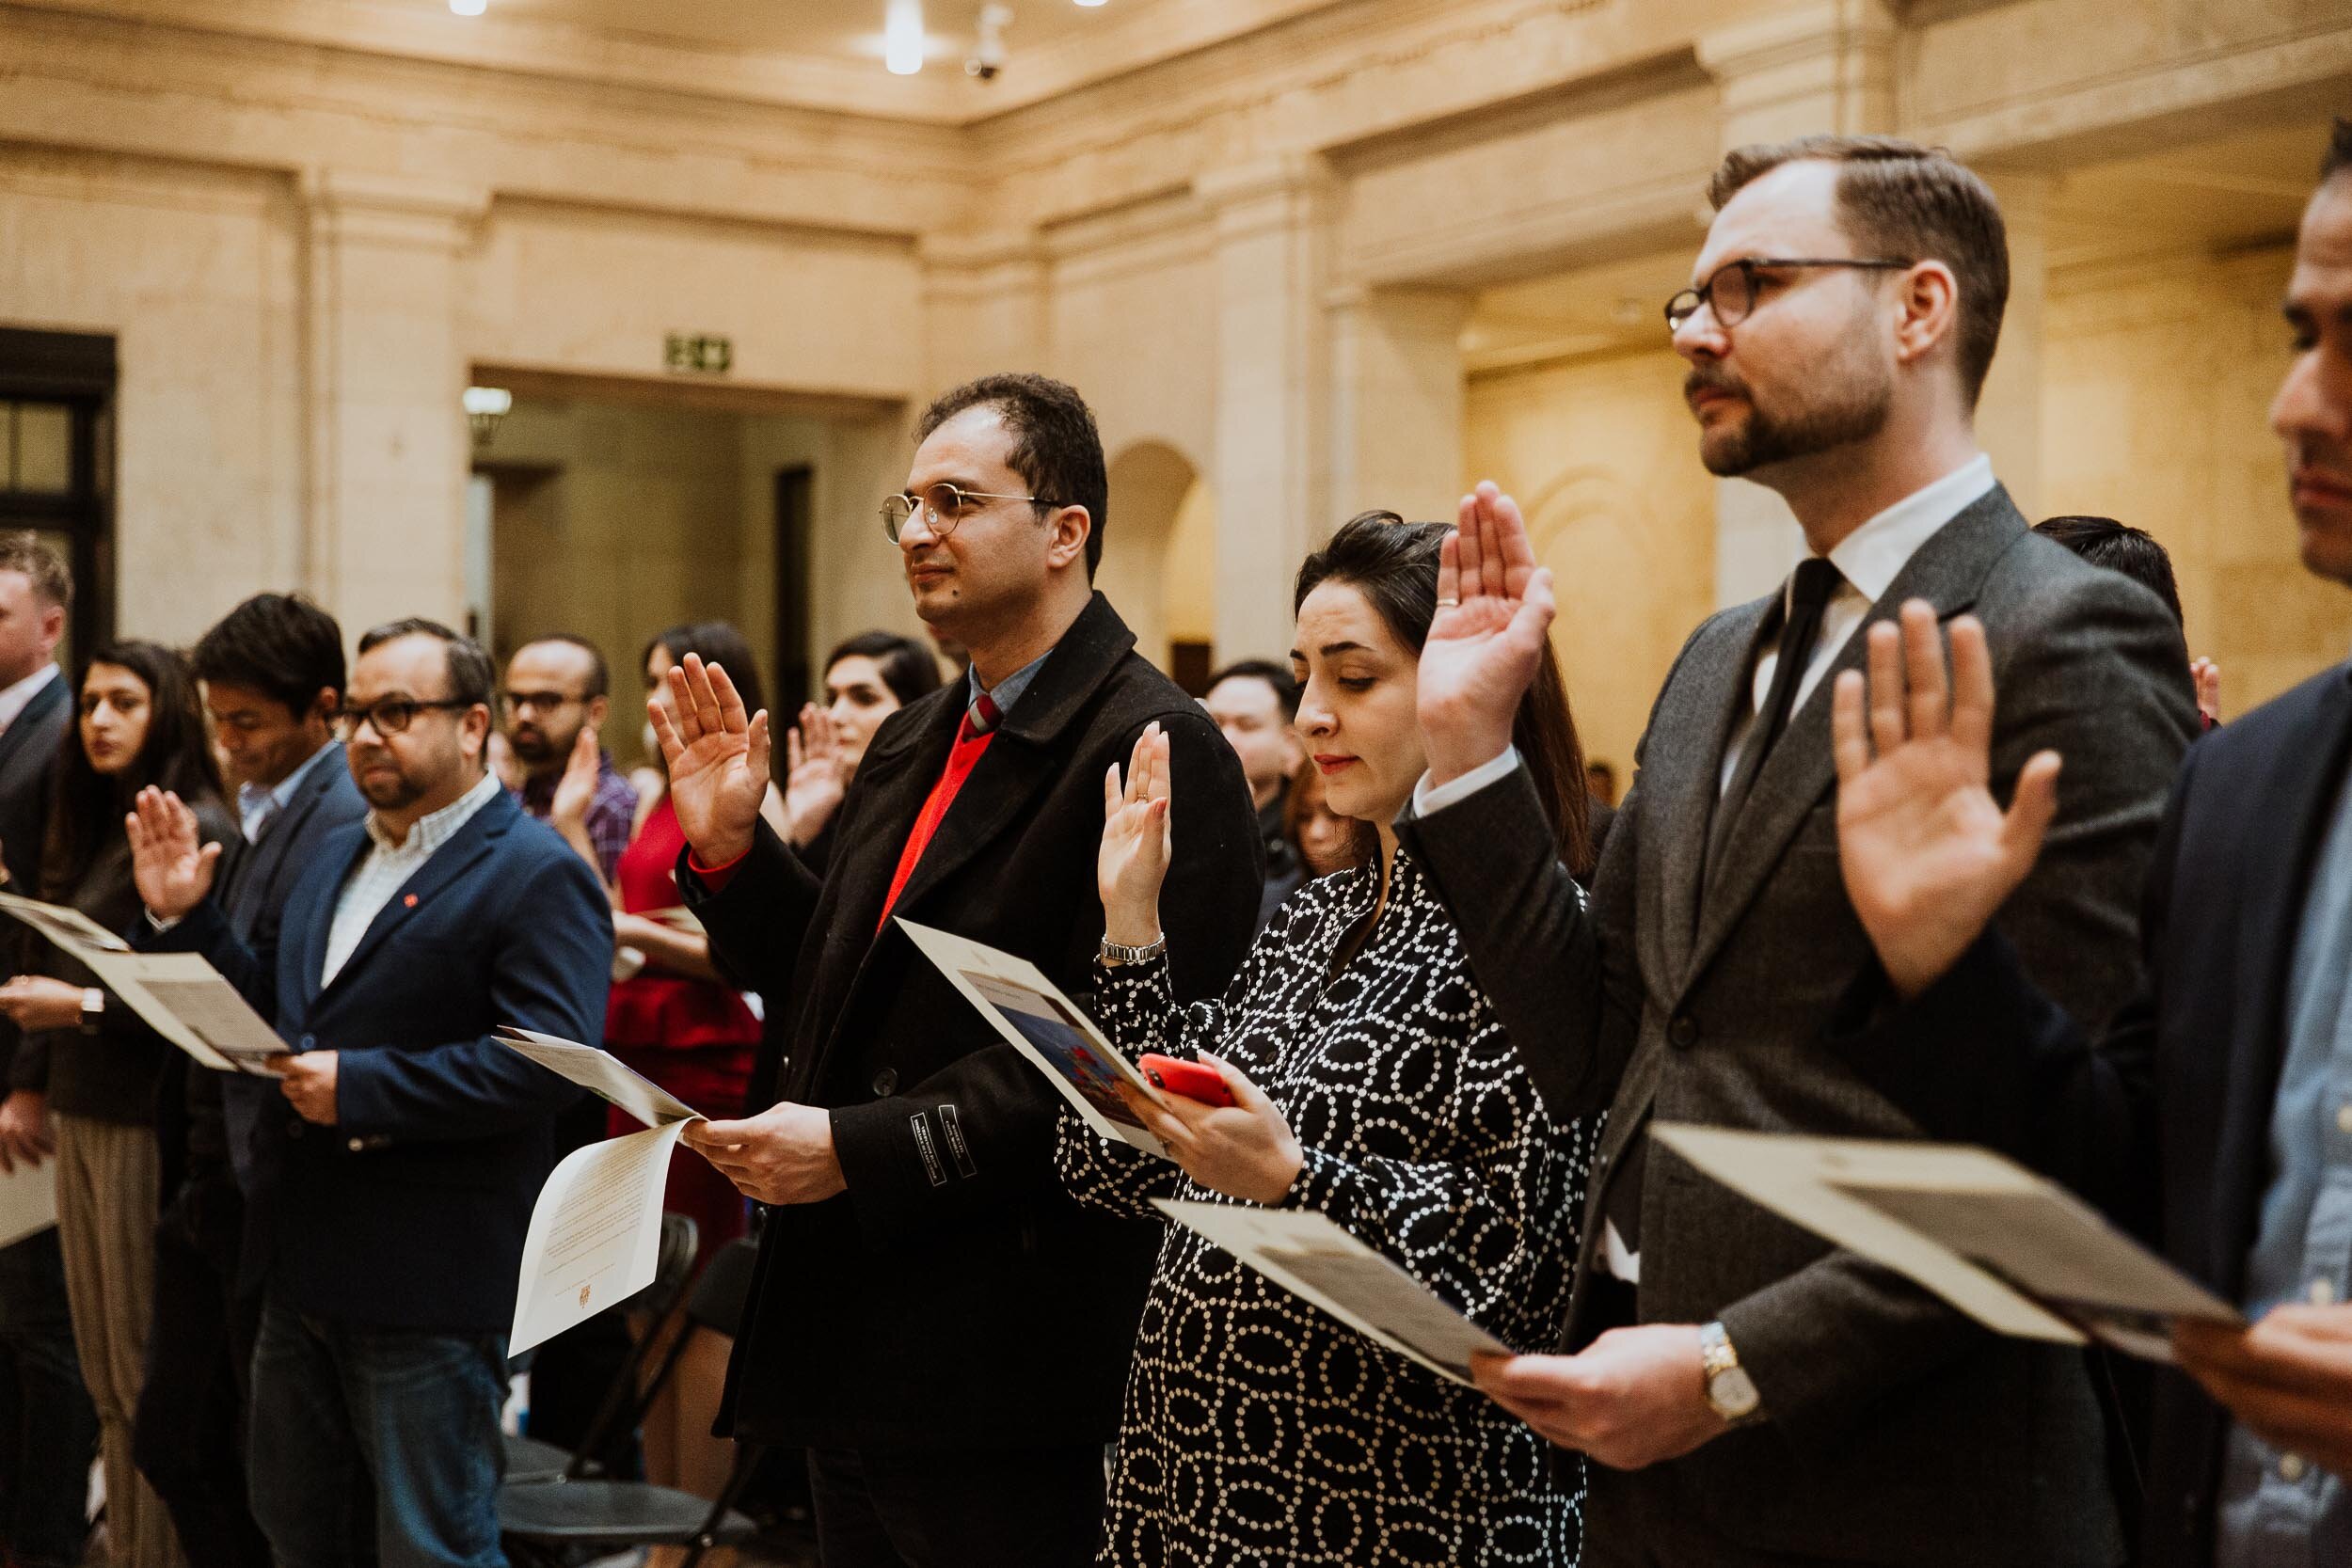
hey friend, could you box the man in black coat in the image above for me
[0,532,90,1568]
[133,592,367,1568]
[660,373,1263,1567]
[1826,119,2352,1567]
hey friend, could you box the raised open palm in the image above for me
[1833,602,2060,998]
[649,654,771,868]
[1099,722,1171,946]
[784,704,849,848]
[1418,483,1558,784]
[125,785,220,921]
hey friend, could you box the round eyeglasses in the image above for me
[881,482,1059,545]
[1664,257,1914,335]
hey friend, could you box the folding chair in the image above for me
[504,1212,702,1485]
[498,1236,764,1568]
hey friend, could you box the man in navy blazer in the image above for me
[134,592,368,1568]
[1826,121,2352,1565]
[127,619,611,1568]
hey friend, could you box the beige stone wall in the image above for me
[1463,349,1718,779]
[2043,245,2344,716]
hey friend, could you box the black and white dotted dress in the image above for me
[1058,846,1596,1567]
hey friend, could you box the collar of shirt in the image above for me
[238,737,342,842]
[0,662,60,736]
[363,769,501,857]
[965,648,1053,720]
[1821,451,1996,607]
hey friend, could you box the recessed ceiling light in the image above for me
[885,0,925,73]
[1075,0,1107,8]
[450,0,485,14]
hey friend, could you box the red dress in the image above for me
[607,795,759,1265]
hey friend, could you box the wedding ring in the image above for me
[1436,596,1460,609]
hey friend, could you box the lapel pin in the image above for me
[404,894,419,908]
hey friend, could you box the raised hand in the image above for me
[124,785,220,921]
[2191,657,2222,727]
[1832,601,2060,999]
[1418,483,1558,787]
[549,724,601,829]
[649,654,771,869]
[783,704,849,849]
[1099,723,1171,948]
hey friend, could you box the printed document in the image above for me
[0,892,288,1075]
[1654,1124,2242,1361]
[899,919,1173,1157]
[0,1156,56,1250]
[1153,1200,1512,1386]
[499,1027,706,1354]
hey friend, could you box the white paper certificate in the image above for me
[0,1156,57,1250]
[1652,1123,2242,1360]
[1152,1200,1512,1386]
[497,1027,707,1354]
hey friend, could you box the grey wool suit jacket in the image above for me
[1397,485,2199,1565]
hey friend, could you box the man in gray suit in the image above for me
[1404,137,2198,1563]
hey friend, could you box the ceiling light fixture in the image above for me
[450,0,486,15]
[884,0,925,74]
[1075,0,1107,8]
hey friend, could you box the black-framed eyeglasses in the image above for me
[1664,257,1915,334]
[881,482,1059,545]
[499,689,590,717]
[328,697,472,740]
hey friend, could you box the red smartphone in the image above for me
[1137,1053,1236,1109]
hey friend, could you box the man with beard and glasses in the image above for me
[1399,136,2197,1564]
[123,618,610,1568]
[502,635,637,886]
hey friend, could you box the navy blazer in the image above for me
[0,671,70,1084]
[144,784,612,1332]
[1836,659,2352,1567]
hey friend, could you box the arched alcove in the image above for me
[1102,439,1216,685]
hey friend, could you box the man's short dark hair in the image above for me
[513,634,609,700]
[1708,135,2010,411]
[357,617,495,707]
[1208,657,1299,720]
[914,373,1110,579]
[2325,118,2352,184]
[190,593,345,717]
[0,531,72,611]
[2034,515,2184,627]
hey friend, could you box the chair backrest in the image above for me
[633,1212,702,1322]
[683,1235,759,1338]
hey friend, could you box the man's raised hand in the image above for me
[124,785,219,922]
[1831,602,2060,998]
[1418,483,1557,788]
[649,654,771,869]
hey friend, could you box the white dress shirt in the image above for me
[0,662,59,736]
[1413,453,1998,1282]
[319,771,502,988]
[239,739,342,844]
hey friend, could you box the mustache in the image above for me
[1685,366,1747,402]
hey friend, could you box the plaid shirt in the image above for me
[321,771,504,987]
[517,749,638,881]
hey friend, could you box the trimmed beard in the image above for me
[1697,346,1895,480]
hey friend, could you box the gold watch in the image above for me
[1699,1321,1762,1425]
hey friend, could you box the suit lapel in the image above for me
[1682,487,2017,993]
[831,691,967,939]
[313,795,508,1003]
[2211,674,2352,1291]
[295,822,373,1007]
[1647,604,1774,987]
[0,674,66,775]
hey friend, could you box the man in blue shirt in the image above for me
[1825,119,2352,1566]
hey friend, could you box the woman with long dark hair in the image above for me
[0,641,233,1568]
[1059,512,1597,1566]
[776,629,945,870]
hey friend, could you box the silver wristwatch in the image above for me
[1699,1321,1763,1425]
[1099,933,1168,968]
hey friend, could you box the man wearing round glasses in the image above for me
[661,372,1263,1565]
[1405,136,2197,1565]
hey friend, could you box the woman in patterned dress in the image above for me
[1061,512,1600,1567]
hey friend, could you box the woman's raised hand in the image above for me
[783,704,849,849]
[1098,722,1172,947]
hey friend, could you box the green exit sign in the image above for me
[664,334,733,375]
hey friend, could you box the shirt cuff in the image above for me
[145,910,182,934]
[686,846,748,892]
[1411,746,1522,818]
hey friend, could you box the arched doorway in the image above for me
[1102,439,1216,688]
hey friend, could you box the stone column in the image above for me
[1327,283,1473,525]
[919,229,1049,394]
[301,169,486,635]
[1697,0,1899,608]
[1198,154,1333,662]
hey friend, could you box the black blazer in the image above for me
[683,593,1263,1451]
[1837,658,2352,1568]
[0,671,70,1085]
[143,787,612,1331]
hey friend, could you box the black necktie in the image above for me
[1604,556,1843,1270]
